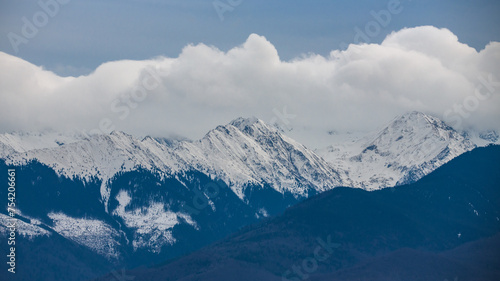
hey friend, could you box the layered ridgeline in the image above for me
[98,145,500,281]
[0,112,497,280]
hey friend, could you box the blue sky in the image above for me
[1,0,499,76]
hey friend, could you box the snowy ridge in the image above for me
[175,118,344,199]
[1,113,493,195]
[0,112,495,262]
[318,111,477,190]
[6,131,186,182]
[3,118,343,202]
[0,131,84,158]
[5,131,189,210]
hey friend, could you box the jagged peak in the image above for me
[377,111,456,138]
[399,110,428,118]
[201,117,276,139]
[229,116,262,130]
[391,111,441,125]
[141,135,155,142]
[360,111,474,155]
[109,130,133,139]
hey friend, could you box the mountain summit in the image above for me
[318,111,477,189]
[175,117,343,199]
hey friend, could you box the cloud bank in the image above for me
[0,26,499,148]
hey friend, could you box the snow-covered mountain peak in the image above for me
[228,116,261,131]
[318,111,476,190]
[1,119,344,202]
[391,110,450,129]
[365,111,465,152]
[380,111,447,135]
[393,110,436,123]
[174,118,343,199]
[0,112,485,200]
[109,130,134,139]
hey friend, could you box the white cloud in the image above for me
[0,26,499,148]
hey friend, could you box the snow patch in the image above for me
[0,213,50,239]
[112,190,197,253]
[48,212,121,259]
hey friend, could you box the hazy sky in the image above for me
[1,0,499,76]
[0,0,499,148]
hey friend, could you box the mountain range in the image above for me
[98,144,500,281]
[0,111,498,280]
